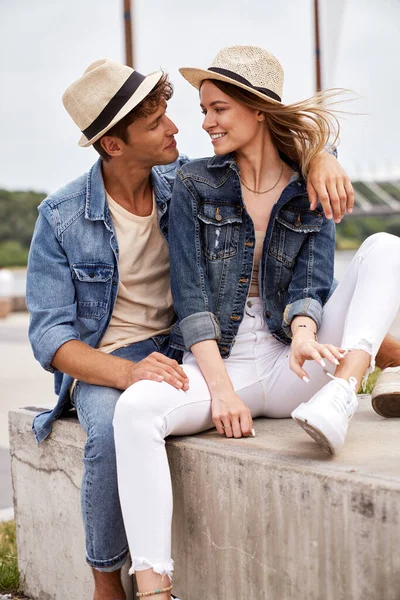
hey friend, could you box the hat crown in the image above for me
[62,59,135,131]
[211,46,284,99]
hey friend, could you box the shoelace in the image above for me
[323,372,358,415]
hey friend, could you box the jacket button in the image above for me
[265,311,271,318]
[89,272,94,278]
[113,281,117,286]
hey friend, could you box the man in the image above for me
[26,58,399,600]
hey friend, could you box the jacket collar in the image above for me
[84,159,171,221]
[85,159,107,221]
[207,152,236,169]
[207,151,304,179]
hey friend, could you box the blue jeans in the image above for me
[71,335,180,571]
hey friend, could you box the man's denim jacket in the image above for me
[27,156,188,443]
[168,153,336,357]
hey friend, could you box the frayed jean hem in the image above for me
[129,557,174,581]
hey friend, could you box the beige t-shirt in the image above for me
[249,231,266,297]
[98,192,175,353]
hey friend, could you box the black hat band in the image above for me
[208,67,281,102]
[83,70,146,140]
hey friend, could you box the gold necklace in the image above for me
[240,161,284,195]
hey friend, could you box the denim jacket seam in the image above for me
[191,186,211,312]
[178,169,232,189]
[44,189,86,210]
[58,206,87,236]
[307,235,314,285]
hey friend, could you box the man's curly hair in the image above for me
[93,73,173,161]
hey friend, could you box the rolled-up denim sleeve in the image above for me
[169,172,220,350]
[27,206,80,372]
[282,214,336,338]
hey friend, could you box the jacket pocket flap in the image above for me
[198,202,243,226]
[72,264,114,283]
[277,209,322,233]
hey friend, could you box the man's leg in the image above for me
[373,334,400,417]
[72,380,128,600]
[72,337,170,600]
[376,334,400,370]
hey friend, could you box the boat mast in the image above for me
[314,0,322,92]
[123,0,134,68]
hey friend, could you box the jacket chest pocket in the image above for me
[269,208,323,267]
[72,263,114,319]
[197,203,242,261]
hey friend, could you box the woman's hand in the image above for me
[290,316,345,381]
[211,389,253,438]
[290,337,345,381]
[307,152,354,223]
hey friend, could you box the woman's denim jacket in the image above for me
[168,153,336,357]
[27,157,188,443]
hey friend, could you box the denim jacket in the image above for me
[27,156,188,443]
[168,153,336,357]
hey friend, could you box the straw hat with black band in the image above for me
[179,45,284,106]
[62,58,163,148]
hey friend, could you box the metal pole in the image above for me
[314,0,322,92]
[123,0,134,68]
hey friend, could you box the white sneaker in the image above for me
[371,366,400,418]
[291,376,358,455]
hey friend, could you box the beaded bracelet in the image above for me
[136,584,173,598]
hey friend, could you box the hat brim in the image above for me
[179,67,282,105]
[79,70,164,147]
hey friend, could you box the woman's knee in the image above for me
[113,380,168,434]
[361,232,400,260]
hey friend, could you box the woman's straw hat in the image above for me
[179,46,284,105]
[62,59,163,147]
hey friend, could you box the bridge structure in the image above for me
[350,179,400,216]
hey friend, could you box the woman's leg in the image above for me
[264,233,400,452]
[113,358,266,597]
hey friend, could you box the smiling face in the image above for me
[200,80,263,155]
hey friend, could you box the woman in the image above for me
[113,46,400,598]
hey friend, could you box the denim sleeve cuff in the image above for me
[179,312,221,350]
[35,326,80,373]
[283,298,323,339]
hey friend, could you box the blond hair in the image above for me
[210,80,342,178]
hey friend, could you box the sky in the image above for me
[1,0,399,194]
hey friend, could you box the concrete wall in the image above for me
[9,408,133,600]
[9,397,400,600]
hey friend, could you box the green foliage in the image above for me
[0,520,19,592]
[0,241,29,267]
[0,189,46,268]
[359,368,381,395]
[336,215,400,250]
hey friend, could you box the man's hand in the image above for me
[125,352,189,391]
[52,340,189,391]
[307,153,354,223]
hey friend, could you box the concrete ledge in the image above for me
[9,397,400,600]
[9,408,134,600]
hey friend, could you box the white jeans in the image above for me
[113,233,400,578]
